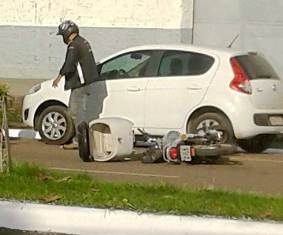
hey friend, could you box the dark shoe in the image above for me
[62,143,78,150]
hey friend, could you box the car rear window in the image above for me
[235,54,279,80]
[158,50,215,77]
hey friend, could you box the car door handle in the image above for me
[127,87,141,92]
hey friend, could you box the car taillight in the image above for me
[169,147,178,160]
[230,58,252,95]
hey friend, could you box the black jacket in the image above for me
[59,35,99,90]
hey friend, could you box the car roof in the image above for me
[100,44,246,63]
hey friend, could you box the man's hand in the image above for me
[52,75,62,88]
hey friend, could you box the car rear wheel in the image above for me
[37,105,74,145]
[187,112,235,144]
[237,135,275,153]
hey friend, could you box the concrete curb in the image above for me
[0,200,283,235]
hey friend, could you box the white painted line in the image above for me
[50,167,179,179]
[8,129,41,140]
[1,200,283,235]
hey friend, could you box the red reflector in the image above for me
[190,147,196,157]
[169,147,178,160]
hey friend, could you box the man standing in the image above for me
[52,20,99,149]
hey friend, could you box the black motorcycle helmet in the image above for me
[57,20,79,44]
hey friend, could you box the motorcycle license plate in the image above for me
[180,145,192,162]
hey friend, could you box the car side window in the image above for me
[158,50,214,77]
[100,50,153,80]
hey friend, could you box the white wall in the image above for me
[0,0,193,29]
[193,0,283,78]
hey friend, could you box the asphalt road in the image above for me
[10,139,283,195]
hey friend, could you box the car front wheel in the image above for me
[37,105,74,145]
[187,112,235,144]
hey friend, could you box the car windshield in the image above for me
[236,53,279,80]
[100,51,152,79]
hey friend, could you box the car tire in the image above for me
[187,112,235,144]
[77,122,93,162]
[37,105,74,145]
[237,135,275,153]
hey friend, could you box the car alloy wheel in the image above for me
[188,112,235,144]
[195,119,224,137]
[37,105,74,145]
[41,111,67,141]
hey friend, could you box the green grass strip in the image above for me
[0,162,283,221]
[0,110,22,124]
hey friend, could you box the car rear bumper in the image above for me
[231,110,283,139]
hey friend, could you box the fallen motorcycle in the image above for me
[77,117,236,164]
[139,129,236,164]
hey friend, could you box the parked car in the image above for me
[22,44,283,153]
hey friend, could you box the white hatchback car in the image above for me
[22,44,283,153]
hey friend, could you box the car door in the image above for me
[144,50,217,135]
[98,50,155,128]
